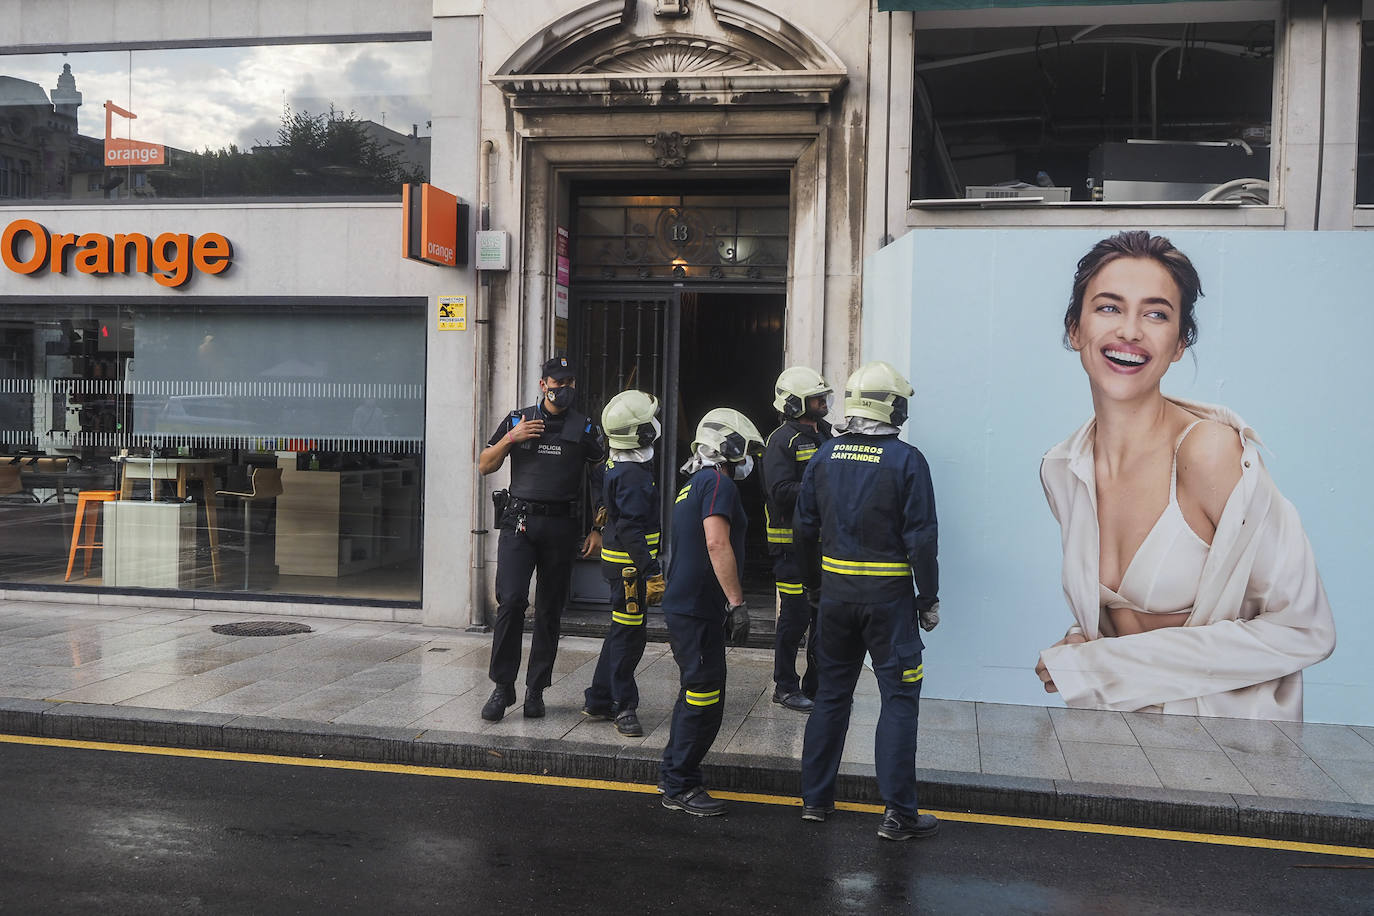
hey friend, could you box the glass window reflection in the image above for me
[0,40,430,202]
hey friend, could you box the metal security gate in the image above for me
[567,291,680,570]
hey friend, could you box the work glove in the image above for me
[644,574,666,606]
[725,601,751,646]
[918,601,940,633]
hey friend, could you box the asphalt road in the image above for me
[0,739,1369,915]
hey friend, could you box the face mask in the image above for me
[732,456,754,481]
[546,386,576,411]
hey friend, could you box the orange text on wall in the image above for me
[0,219,233,288]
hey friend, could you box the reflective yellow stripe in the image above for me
[795,447,817,461]
[612,612,645,626]
[685,689,721,706]
[676,485,692,503]
[821,556,912,577]
[646,532,661,546]
[766,526,794,544]
[601,548,659,564]
[902,664,924,683]
[776,582,805,595]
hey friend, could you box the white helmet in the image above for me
[601,389,661,450]
[691,408,765,462]
[843,361,914,426]
[773,366,832,419]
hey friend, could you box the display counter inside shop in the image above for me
[273,459,419,577]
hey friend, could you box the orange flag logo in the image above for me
[103,100,165,166]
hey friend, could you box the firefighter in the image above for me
[795,361,942,840]
[761,366,834,713]
[582,389,665,738]
[478,356,604,722]
[659,408,764,816]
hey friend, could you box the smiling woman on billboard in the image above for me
[1033,231,1336,720]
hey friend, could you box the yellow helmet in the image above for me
[601,389,661,450]
[772,366,832,419]
[691,408,764,461]
[843,361,914,426]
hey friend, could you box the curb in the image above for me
[4,696,1371,848]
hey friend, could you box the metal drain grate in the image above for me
[211,621,314,637]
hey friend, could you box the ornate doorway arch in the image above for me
[490,0,849,380]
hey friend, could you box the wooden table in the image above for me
[116,458,221,581]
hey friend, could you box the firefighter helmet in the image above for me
[843,361,914,427]
[772,366,832,419]
[692,408,765,462]
[601,389,661,450]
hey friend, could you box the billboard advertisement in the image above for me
[863,229,1371,726]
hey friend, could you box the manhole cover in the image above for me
[211,621,314,637]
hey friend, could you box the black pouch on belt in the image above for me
[491,488,510,526]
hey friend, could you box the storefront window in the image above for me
[0,299,424,603]
[0,40,430,202]
[912,20,1275,204]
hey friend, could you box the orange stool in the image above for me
[65,490,120,582]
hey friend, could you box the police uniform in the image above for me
[659,466,747,797]
[795,432,938,819]
[486,399,603,694]
[761,417,832,699]
[583,456,660,716]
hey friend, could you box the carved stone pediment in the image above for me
[493,0,847,111]
[577,37,777,74]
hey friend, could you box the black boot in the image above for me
[480,684,516,722]
[523,687,545,718]
[876,808,939,841]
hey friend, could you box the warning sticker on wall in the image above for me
[438,295,467,331]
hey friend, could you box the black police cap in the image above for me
[540,356,575,381]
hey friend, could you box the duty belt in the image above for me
[508,497,575,517]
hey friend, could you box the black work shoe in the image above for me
[772,689,815,713]
[523,688,545,718]
[615,710,644,737]
[801,804,835,823]
[661,786,726,817]
[480,684,516,722]
[876,808,939,841]
[581,705,615,721]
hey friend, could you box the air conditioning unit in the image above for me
[965,185,1071,202]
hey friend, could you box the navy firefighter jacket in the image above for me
[760,417,832,556]
[794,433,939,608]
[661,466,748,620]
[599,458,662,582]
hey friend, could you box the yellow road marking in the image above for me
[3,733,1370,859]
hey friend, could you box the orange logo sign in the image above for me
[403,183,468,268]
[1,219,233,288]
[104,100,165,166]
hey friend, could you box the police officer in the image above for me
[582,389,664,738]
[795,361,941,840]
[659,408,764,817]
[761,366,834,713]
[479,356,604,722]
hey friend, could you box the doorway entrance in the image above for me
[564,183,789,612]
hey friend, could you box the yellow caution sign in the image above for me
[438,295,467,331]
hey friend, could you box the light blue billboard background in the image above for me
[863,229,1372,726]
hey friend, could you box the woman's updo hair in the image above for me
[1064,230,1203,350]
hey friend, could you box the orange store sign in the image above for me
[104,100,165,166]
[402,183,468,268]
[1,219,233,288]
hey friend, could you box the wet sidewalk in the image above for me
[0,597,1371,846]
